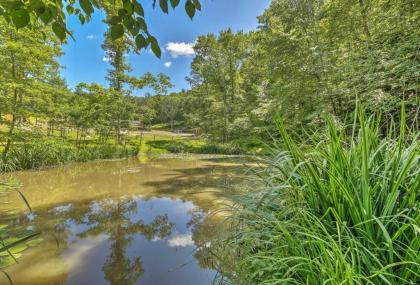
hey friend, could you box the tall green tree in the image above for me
[0,19,63,157]
[189,29,247,141]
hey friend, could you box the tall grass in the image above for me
[0,182,40,283]
[223,105,419,284]
[0,141,139,172]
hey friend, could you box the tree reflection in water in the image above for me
[2,196,174,285]
[77,198,174,285]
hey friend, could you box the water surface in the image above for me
[0,155,252,285]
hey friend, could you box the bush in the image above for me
[223,106,419,284]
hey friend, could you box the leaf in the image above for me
[52,22,66,41]
[193,0,201,11]
[66,5,74,15]
[150,36,161,58]
[33,2,46,15]
[108,15,120,25]
[123,0,133,14]
[136,17,147,30]
[129,22,140,36]
[8,243,27,254]
[0,270,12,284]
[118,8,127,17]
[123,18,134,30]
[11,9,30,28]
[135,34,148,49]
[0,233,40,253]
[26,237,43,247]
[170,0,180,9]
[78,14,85,24]
[0,256,16,269]
[133,2,144,16]
[39,8,54,25]
[14,189,32,213]
[160,0,168,14]
[110,24,124,40]
[185,1,195,19]
[79,0,94,15]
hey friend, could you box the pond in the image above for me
[0,155,255,285]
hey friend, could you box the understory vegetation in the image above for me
[220,107,419,284]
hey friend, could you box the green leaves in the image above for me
[109,15,121,25]
[150,36,161,58]
[79,0,94,15]
[0,0,202,56]
[160,0,169,14]
[170,0,180,9]
[39,7,54,25]
[66,5,75,15]
[110,24,124,41]
[133,1,144,16]
[11,8,29,28]
[129,22,140,36]
[135,34,148,49]
[192,0,201,11]
[52,22,66,41]
[123,0,133,14]
[185,1,196,19]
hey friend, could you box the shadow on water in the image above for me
[0,155,254,285]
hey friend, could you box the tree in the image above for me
[0,19,63,158]
[160,93,183,130]
[189,29,247,141]
[100,2,173,143]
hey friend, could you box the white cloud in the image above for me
[164,61,172,68]
[86,34,96,40]
[167,233,194,247]
[165,42,195,58]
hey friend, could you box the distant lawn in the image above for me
[1,123,267,159]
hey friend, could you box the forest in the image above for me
[0,0,419,285]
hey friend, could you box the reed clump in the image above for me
[225,105,419,284]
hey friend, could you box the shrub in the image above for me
[194,143,245,155]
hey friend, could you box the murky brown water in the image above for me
[0,155,253,285]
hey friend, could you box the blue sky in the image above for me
[59,0,271,96]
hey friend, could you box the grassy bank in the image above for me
[220,107,419,284]
[0,124,262,173]
[136,129,267,155]
[1,141,138,172]
[0,127,139,173]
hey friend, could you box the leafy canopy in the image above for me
[0,0,201,57]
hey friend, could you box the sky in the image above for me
[59,0,271,96]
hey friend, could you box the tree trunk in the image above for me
[3,34,19,159]
[2,113,16,159]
